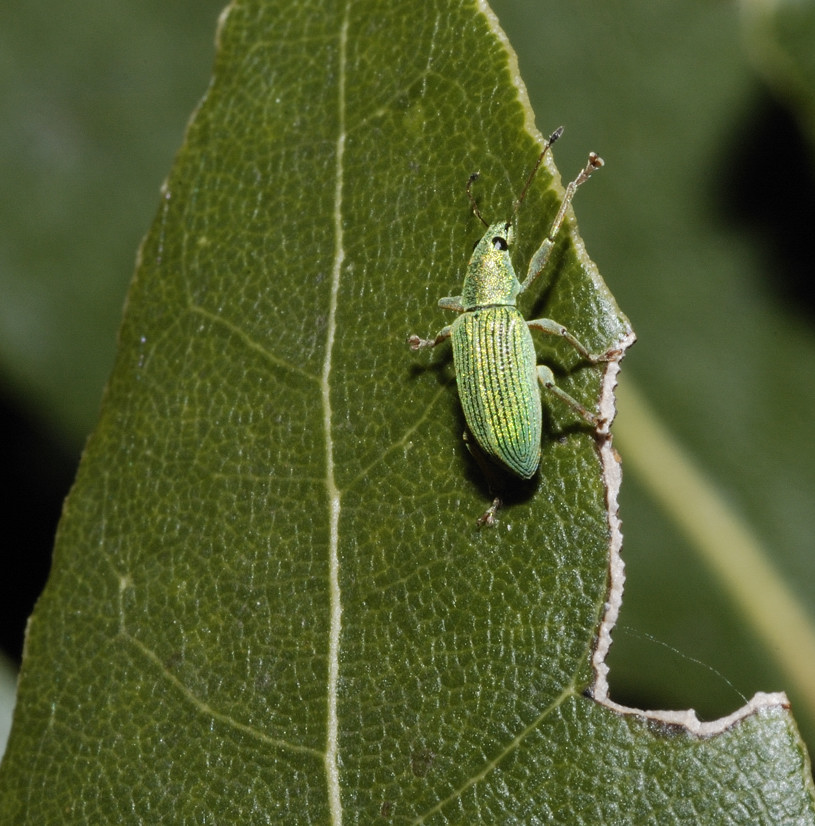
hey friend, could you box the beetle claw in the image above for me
[590,346,623,363]
[477,497,503,528]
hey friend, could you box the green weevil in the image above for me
[408,128,620,526]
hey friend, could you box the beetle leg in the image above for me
[536,365,604,428]
[437,295,466,312]
[477,498,503,528]
[527,317,621,363]
[462,430,506,527]
[407,325,453,351]
[519,152,604,293]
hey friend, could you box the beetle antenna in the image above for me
[466,172,489,227]
[512,125,564,217]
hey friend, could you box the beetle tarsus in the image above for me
[588,345,624,363]
[477,497,502,528]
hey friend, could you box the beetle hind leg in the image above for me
[477,497,503,528]
[536,365,605,429]
[462,430,505,527]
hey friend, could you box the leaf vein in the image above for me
[321,7,349,825]
[121,632,324,760]
[413,687,576,823]
[189,304,319,382]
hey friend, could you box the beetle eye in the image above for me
[491,237,508,251]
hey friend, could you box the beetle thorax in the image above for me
[460,221,522,309]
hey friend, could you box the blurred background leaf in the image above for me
[1,0,814,807]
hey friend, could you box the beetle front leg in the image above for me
[527,318,621,363]
[437,295,465,313]
[536,365,604,429]
[519,152,604,294]
[407,324,453,351]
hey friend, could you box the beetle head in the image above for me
[460,220,521,309]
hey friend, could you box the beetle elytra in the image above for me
[408,128,621,526]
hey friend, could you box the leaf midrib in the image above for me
[321,6,349,825]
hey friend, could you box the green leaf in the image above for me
[1,0,813,823]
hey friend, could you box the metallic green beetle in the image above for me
[408,129,619,525]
